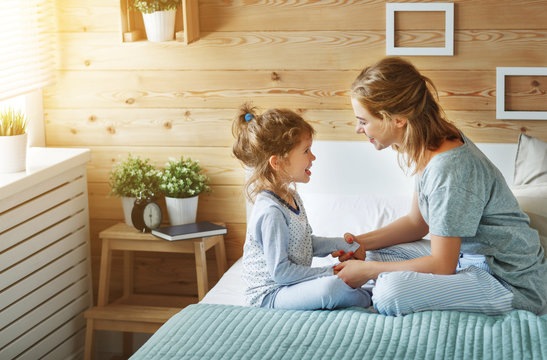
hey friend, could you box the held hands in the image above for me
[331,233,366,262]
[333,260,370,288]
[331,233,370,288]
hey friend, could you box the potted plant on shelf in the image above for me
[159,156,211,225]
[132,0,179,42]
[108,154,162,226]
[0,107,28,174]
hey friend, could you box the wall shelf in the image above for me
[119,0,199,44]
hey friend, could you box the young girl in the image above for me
[232,103,371,310]
[334,57,547,316]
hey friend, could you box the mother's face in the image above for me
[351,98,404,151]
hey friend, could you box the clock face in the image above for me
[132,198,163,232]
[143,202,162,229]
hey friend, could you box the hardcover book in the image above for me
[152,221,227,241]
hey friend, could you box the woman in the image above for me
[333,57,546,316]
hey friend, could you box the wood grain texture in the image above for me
[44,70,497,110]
[54,30,547,71]
[198,0,547,32]
[46,108,547,146]
[88,183,246,223]
[83,146,243,185]
[58,0,547,32]
[505,75,547,111]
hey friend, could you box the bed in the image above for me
[131,137,547,359]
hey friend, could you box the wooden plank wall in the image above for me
[45,0,547,302]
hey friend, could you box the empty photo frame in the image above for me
[496,67,547,120]
[386,3,454,56]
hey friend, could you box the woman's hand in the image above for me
[333,260,373,288]
[331,233,366,261]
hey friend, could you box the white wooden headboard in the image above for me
[298,140,517,196]
[246,140,518,223]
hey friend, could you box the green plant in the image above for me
[108,154,162,199]
[0,107,28,136]
[160,157,211,198]
[132,0,179,13]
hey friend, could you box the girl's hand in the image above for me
[345,233,366,260]
[333,260,371,288]
[330,233,366,261]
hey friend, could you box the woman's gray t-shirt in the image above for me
[416,133,547,314]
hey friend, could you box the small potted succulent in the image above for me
[0,107,29,173]
[108,154,162,226]
[159,156,211,225]
[132,0,179,42]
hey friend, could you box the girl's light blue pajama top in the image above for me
[242,190,359,307]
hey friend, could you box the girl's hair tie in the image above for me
[245,113,255,122]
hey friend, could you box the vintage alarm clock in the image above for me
[131,197,163,232]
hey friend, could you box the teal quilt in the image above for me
[131,304,547,359]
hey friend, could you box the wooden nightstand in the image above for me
[83,222,227,360]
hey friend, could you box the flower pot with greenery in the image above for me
[109,154,162,226]
[132,0,179,42]
[159,156,211,225]
[0,107,28,174]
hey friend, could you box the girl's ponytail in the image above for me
[232,103,259,168]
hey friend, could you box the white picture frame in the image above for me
[496,67,547,120]
[386,3,454,56]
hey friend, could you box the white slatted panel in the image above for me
[0,154,92,360]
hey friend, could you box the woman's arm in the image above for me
[360,191,429,250]
[334,234,461,287]
[334,192,429,261]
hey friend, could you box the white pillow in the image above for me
[514,134,547,185]
[511,183,547,257]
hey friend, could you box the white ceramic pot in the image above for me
[142,10,176,42]
[0,133,27,173]
[121,196,136,227]
[165,195,199,225]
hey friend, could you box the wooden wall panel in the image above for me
[58,0,547,32]
[88,183,246,223]
[198,0,547,31]
[46,0,547,307]
[505,75,547,111]
[45,108,235,146]
[52,30,547,71]
[84,146,243,184]
[55,0,119,33]
[46,108,547,146]
[44,70,496,110]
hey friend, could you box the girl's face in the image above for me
[285,134,316,184]
[351,98,404,151]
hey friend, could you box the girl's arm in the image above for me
[312,235,359,257]
[334,235,461,288]
[260,211,334,285]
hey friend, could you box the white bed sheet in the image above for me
[202,255,364,305]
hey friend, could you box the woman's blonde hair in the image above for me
[351,57,460,173]
[232,103,315,202]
